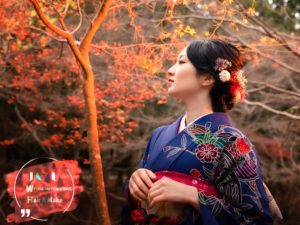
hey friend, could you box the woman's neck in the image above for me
[183,93,214,125]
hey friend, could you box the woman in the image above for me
[120,39,276,225]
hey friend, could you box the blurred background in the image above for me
[0,0,299,224]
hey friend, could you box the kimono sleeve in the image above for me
[197,134,274,225]
[120,130,157,225]
[121,126,165,210]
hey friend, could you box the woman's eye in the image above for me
[178,60,185,64]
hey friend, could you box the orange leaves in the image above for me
[259,36,277,46]
[104,17,119,31]
[260,36,267,43]
[125,121,138,133]
[44,111,69,129]
[33,119,41,125]
[4,0,273,149]
[127,121,138,128]
[157,97,167,105]
[204,31,210,37]
[173,21,197,38]
[166,0,176,7]
[42,134,64,148]
[116,109,125,123]
[7,98,14,104]
[169,0,204,6]
[227,8,236,17]
[39,36,49,47]
[246,7,256,16]
[67,95,84,109]
[0,139,15,146]
[39,114,82,148]
[159,31,171,41]
[184,25,197,36]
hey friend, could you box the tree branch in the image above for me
[236,0,300,58]
[14,104,56,157]
[29,0,91,78]
[243,99,300,120]
[80,0,112,57]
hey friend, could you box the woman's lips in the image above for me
[168,79,174,85]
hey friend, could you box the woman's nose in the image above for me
[167,65,175,78]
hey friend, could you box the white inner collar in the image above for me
[178,113,211,133]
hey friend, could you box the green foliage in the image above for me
[255,0,300,32]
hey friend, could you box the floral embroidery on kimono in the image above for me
[163,121,273,224]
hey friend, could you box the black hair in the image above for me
[186,39,245,112]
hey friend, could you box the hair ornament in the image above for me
[214,57,232,71]
[219,70,231,82]
[213,57,233,83]
[236,69,248,87]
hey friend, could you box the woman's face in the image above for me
[167,47,213,102]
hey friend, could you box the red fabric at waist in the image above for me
[153,170,219,197]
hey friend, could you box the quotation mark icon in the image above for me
[20,209,30,217]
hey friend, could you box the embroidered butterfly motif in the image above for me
[163,134,187,158]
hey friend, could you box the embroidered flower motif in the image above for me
[192,179,198,185]
[195,143,219,163]
[219,70,231,82]
[227,143,240,161]
[236,137,250,154]
[190,168,201,178]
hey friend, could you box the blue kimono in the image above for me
[121,112,273,225]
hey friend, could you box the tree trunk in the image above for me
[82,66,111,225]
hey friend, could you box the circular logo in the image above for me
[12,157,77,222]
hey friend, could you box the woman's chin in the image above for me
[167,87,176,96]
[167,89,184,103]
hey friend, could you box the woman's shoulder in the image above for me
[217,125,253,145]
[150,115,182,136]
[215,125,258,159]
[219,124,247,137]
[216,125,264,169]
[147,125,167,142]
[152,124,167,135]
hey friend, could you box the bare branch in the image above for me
[70,0,83,34]
[221,28,300,74]
[14,104,56,157]
[247,80,300,98]
[29,0,94,78]
[29,0,70,38]
[243,99,300,120]
[80,0,112,56]
[29,25,65,42]
[236,0,300,58]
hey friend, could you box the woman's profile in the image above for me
[120,39,281,225]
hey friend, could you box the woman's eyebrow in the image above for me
[177,54,184,61]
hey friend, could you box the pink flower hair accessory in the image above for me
[213,57,233,82]
[213,57,248,103]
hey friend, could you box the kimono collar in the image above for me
[145,112,233,170]
[177,112,233,134]
[178,112,216,133]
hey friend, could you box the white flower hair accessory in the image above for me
[213,57,233,83]
[219,70,231,82]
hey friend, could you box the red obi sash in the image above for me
[130,170,219,224]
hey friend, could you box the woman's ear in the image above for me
[198,73,215,88]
